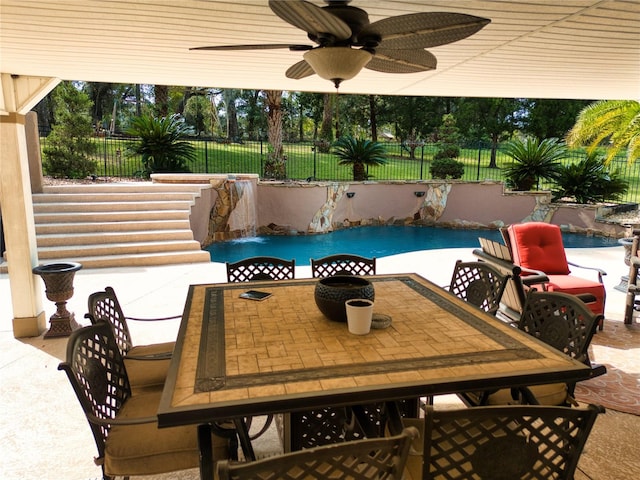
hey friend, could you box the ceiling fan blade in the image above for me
[286,59,316,79]
[269,0,351,40]
[190,44,312,51]
[361,12,490,50]
[366,48,437,74]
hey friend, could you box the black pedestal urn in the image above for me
[314,275,375,323]
[32,262,82,338]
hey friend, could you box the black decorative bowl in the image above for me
[314,275,375,323]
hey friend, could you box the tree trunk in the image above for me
[369,95,378,141]
[353,162,366,181]
[488,132,499,168]
[264,90,286,179]
[320,93,333,142]
[154,85,169,117]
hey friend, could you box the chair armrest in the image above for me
[589,363,607,379]
[567,261,607,283]
[87,413,157,426]
[125,314,181,322]
[125,352,173,361]
[520,271,550,286]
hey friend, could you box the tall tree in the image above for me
[522,99,592,139]
[457,98,523,168]
[566,100,640,165]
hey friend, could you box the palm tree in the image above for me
[502,137,566,191]
[566,100,640,165]
[332,136,387,181]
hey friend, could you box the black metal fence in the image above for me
[39,132,640,203]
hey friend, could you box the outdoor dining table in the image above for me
[157,273,593,479]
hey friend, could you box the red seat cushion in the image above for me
[545,275,605,316]
[508,223,571,275]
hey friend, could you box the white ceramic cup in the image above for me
[345,298,374,335]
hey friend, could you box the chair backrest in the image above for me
[226,256,295,282]
[87,286,133,356]
[311,254,376,278]
[58,322,131,465]
[519,290,601,366]
[475,238,528,319]
[448,260,510,315]
[507,222,571,275]
[217,426,417,480]
[422,404,603,480]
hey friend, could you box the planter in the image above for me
[32,262,82,338]
[615,238,635,292]
[314,275,375,323]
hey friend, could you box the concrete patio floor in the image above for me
[1,245,639,479]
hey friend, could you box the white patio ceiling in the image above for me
[1,0,639,100]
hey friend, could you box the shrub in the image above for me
[42,81,97,178]
[503,137,565,190]
[126,114,196,177]
[552,152,628,203]
[430,158,465,179]
[333,136,387,181]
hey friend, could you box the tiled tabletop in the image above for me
[158,274,591,427]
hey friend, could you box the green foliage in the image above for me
[503,137,566,191]
[434,114,461,160]
[430,158,465,179]
[42,81,98,178]
[126,114,196,177]
[333,136,387,181]
[566,100,640,165]
[552,151,628,203]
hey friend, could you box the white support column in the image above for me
[0,74,60,337]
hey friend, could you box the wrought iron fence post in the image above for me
[477,141,482,181]
[204,138,209,173]
[419,144,424,180]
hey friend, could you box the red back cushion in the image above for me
[507,222,570,275]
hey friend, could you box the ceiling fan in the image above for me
[191,0,491,88]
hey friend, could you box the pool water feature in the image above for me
[205,226,618,266]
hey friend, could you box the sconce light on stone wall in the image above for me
[414,191,425,197]
[346,192,356,198]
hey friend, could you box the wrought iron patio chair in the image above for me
[217,425,417,480]
[226,256,295,282]
[87,286,179,391]
[59,322,232,480]
[504,222,606,329]
[459,290,606,407]
[448,259,510,315]
[624,228,640,325]
[403,404,603,480]
[311,253,376,278]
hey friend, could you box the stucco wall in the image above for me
[155,175,627,242]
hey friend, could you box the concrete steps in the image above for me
[15,182,212,269]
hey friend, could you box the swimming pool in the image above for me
[205,226,618,266]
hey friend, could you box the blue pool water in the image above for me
[205,226,618,266]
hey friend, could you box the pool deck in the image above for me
[1,246,637,479]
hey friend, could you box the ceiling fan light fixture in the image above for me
[303,47,372,88]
